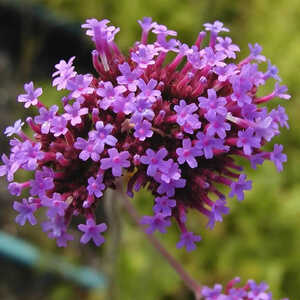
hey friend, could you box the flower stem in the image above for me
[116,183,202,299]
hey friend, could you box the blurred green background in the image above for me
[0,0,299,299]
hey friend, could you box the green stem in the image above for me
[116,183,202,299]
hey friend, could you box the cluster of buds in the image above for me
[201,277,288,300]
[0,18,289,250]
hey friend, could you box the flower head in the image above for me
[0,17,289,249]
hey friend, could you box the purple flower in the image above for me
[176,138,202,168]
[247,280,270,299]
[0,154,19,182]
[237,128,261,155]
[42,193,68,218]
[230,75,252,107]
[213,64,238,82]
[155,35,179,53]
[42,215,66,238]
[131,44,158,68]
[204,47,226,67]
[176,231,202,251]
[30,170,54,197]
[34,105,58,134]
[63,101,89,126]
[140,213,171,234]
[203,21,229,33]
[50,116,68,137]
[250,153,265,170]
[270,144,287,172]
[100,148,130,176]
[87,175,105,198]
[248,43,266,62]
[66,74,94,99]
[229,174,252,201]
[157,178,186,197]
[153,196,176,216]
[74,137,101,161]
[137,79,161,103]
[78,219,107,246]
[264,60,281,81]
[159,159,181,184]
[205,111,231,139]
[198,89,227,116]
[196,132,228,159]
[215,36,240,59]
[134,119,153,141]
[52,56,77,90]
[97,81,126,110]
[16,141,45,170]
[89,121,117,152]
[201,284,223,299]
[270,105,289,129]
[140,148,168,177]
[138,17,157,33]
[274,83,291,100]
[207,199,230,229]
[17,81,42,108]
[4,120,24,137]
[13,198,38,226]
[117,62,143,92]
[152,24,177,37]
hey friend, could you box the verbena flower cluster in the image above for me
[201,277,288,300]
[0,18,289,249]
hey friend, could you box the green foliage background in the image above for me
[2,0,300,299]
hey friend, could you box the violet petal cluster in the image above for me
[201,277,288,300]
[1,17,289,249]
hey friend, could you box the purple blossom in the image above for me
[50,116,68,137]
[131,44,158,68]
[52,56,77,90]
[4,120,24,137]
[157,178,186,197]
[117,62,143,92]
[274,83,291,100]
[140,213,171,234]
[78,219,107,246]
[270,105,289,129]
[198,89,227,116]
[42,215,66,238]
[17,81,42,108]
[213,64,238,82]
[153,196,176,216]
[30,170,54,197]
[89,121,117,152]
[176,138,202,168]
[140,148,168,177]
[248,43,266,62]
[8,182,24,196]
[229,174,252,201]
[196,132,228,159]
[237,128,261,155]
[34,105,58,134]
[0,154,19,182]
[230,75,252,107]
[264,60,281,81]
[66,74,94,99]
[42,193,68,218]
[159,159,181,184]
[155,35,179,53]
[204,47,226,67]
[205,111,231,139]
[207,199,230,229]
[137,79,161,103]
[100,148,130,176]
[152,24,177,37]
[187,46,206,69]
[201,284,223,299]
[63,101,89,126]
[203,21,229,33]
[54,231,74,248]
[138,17,157,33]
[74,137,101,161]
[134,119,153,141]
[253,116,276,142]
[174,100,201,133]
[16,141,44,170]
[247,280,270,299]
[270,144,287,172]
[250,153,265,170]
[176,231,202,251]
[215,36,240,59]
[97,81,126,110]
[87,175,105,198]
[13,198,38,226]
[130,97,155,123]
